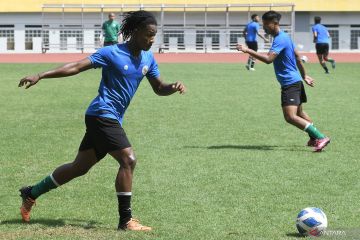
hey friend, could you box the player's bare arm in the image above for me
[257,32,269,43]
[295,50,314,87]
[243,28,247,39]
[313,31,317,43]
[18,58,93,89]
[148,76,186,96]
[295,49,306,79]
[236,44,277,64]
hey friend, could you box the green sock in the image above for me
[307,122,315,139]
[250,60,255,68]
[247,58,251,66]
[322,63,329,73]
[304,123,325,139]
[327,58,334,63]
[30,175,59,199]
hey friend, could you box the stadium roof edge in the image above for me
[41,3,296,7]
[1,1,360,12]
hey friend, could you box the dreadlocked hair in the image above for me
[121,10,157,41]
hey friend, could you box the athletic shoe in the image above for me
[314,137,330,152]
[307,138,317,147]
[19,186,36,222]
[118,218,152,231]
[249,68,255,71]
[325,71,330,74]
[331,60,336,69]
[245,65,250,70]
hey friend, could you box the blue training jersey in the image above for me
[245,21,260,42]
[86,43,160,125]
[312,24,329,44]
[269,30,302,87]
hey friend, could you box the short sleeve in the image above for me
[146,54,160,79]
[88,47,110,68]
[270,36,285,55]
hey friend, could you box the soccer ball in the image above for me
[301,55,309,63]
[297,44,304,50]
[296,207,328,237]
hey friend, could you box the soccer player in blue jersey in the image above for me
[243,14,269,71]
[236,11,330,152]
[312,16,336,74]
[18,10,186,231]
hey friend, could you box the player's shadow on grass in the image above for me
[207,145,278,151]
[185,144,308,152]
[285,232,305,238]
[1,218,98,229]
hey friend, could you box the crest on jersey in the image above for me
[142,65,149,75]
[124,65,128,70]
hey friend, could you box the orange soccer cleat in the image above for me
[118,218,152,231]
[19,186,36,222]
[307,138,317,147]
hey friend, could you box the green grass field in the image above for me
[0,62,359,240]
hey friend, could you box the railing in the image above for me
[41,3,295,53]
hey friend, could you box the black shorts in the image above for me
[79,115,131,160]
[246,41,258,51]
[281,81,307,106]
[315,43,329,55]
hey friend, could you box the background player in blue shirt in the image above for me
[312,16,336,74]
[236,11,330,152]
[243,14,269,71]
[18,10,186,231]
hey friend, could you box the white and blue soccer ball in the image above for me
[296,207,328,237]
[301,55,309,63]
